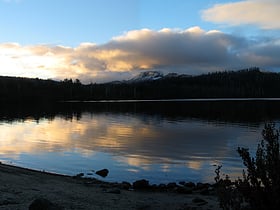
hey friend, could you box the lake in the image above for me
[1,99,280,184]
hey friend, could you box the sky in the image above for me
[0,0,280,83]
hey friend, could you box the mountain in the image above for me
[128,71,164,83]
[1,67,280,102]
[122,71,191,83]
[106,71,191,84]
[99,67,280,100]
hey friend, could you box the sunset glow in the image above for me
[0,0,279,83]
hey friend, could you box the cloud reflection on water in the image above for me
[2,100,278,183]
[0,110,263,183]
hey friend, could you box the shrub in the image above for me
[215,123,280,210]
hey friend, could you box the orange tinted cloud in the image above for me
[202,0,280,29]
[0,26,280,83]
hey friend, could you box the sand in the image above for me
[0,163,221,210]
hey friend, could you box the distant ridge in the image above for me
[128,71,164,82]
[109,71,191,84]
[1,67,280,102]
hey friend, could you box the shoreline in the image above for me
[63,97,280,103]
[0,162,221,209]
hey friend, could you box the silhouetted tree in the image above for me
[215,123,280,210]
[1,68,280,102]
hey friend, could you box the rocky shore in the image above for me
[0,163,221,209]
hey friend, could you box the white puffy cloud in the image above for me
[202,0,280,30]
[0,26,280,83]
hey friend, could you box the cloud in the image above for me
[202,0,280,30]
[237,38,280,67]
[0,26,280,83]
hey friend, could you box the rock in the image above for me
[150,184,158,191]
[29,198,63,210]
[157,183,167,191]
[184,182,196,188]
[195,182,210,191]
[167,182,177,189]
[179,181,186,185]
[195,182,204,190]
[133,179,150,190]
[121,181,132,190]
[95,169,109,178]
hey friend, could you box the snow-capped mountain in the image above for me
[106,71,191,84]
[129,71,164,82]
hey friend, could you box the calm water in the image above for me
[1,100,280,184]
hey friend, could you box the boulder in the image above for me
[95,169,109,178]
[121,181,132,190]
[179,181,186,185]
[167,182,177,189]
[195,182,210,191]
[158,183,167,191]
[184,182,196,188]
[133,179,150,190]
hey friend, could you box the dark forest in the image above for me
[1,67,280,103]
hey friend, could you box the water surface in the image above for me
[0,100,279,184]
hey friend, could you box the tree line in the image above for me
[1,67,280,103]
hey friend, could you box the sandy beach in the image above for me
[0,163,221,210]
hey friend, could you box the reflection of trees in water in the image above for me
[0,101,269,184]
[1,100,280,126]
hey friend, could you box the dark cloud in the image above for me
[1,27,279,83]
